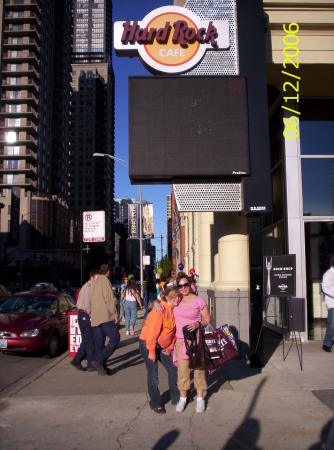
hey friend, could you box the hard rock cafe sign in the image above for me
[114,6,230,74]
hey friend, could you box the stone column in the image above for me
[197,212,214,288]
[214,213,249,291]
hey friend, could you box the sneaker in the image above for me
[152,406,166,414]
[322,345,332,353]
[130,326,134,336]
[196,398,205,413]
[96,362,108,376]
[126,330,129,336]
[176,398,187,412]
[70,360,86,371]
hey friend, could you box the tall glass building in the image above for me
[70,0,114,271]
[0,0,73,286]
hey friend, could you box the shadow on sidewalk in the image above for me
[152,429,180,450]
[308,418,334,450]
[221,378,267,450]
[105,347,143,374]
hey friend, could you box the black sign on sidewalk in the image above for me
[263,255,296,297]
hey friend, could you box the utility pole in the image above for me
[160,234,163,260]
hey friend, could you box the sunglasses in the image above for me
[178,282,190,289]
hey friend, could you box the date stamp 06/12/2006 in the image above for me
[281,22,300,140]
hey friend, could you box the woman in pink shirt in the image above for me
[174,273,210,414]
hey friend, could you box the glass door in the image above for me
[304,222,334,340]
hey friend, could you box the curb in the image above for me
[0,351,68,398]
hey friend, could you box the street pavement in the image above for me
[0,313,333,450]
[0,348,67,394]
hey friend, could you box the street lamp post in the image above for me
[92,153,144,299]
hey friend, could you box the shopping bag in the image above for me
[183,324,211,370]
[204,324,239,373]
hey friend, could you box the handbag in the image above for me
[183,324,210,370]
[204,324,239,373]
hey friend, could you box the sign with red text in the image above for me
[83,210,105,243]
[68,312,81,358]
[114,6,229,74]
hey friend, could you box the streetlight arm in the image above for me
[92,152,144,299]
[93,153,128,166]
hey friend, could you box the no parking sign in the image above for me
[68,312,81,358]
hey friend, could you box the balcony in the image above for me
[2,77,39,95]
[0,177,37,191]
[4,11,41,30]
[5,0,42,15]
[3,23,41,40]
[1,90,39,106]
[3,37,40,53]
[0,131,37,146]
[1,63,40,81]
[2,50,40,67]
[0,147,37,161]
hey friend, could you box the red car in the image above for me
[0,291,76,357]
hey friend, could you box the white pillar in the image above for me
[213,213,249,291]
[197,212,214,288]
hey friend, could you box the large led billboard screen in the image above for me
[129,76,250,183]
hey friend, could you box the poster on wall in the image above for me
[263,255,296,297]
[128,203,139,239]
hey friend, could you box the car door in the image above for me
[57,295,69,342]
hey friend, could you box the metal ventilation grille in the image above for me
[174,1,242,212]
[185,0,239,75]
[174,183,242,212]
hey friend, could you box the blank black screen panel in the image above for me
[129,76,249,183]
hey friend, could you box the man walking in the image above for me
[321,256,334,352]
[71,269,100,371]
[91,264,120,375]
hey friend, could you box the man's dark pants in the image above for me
[139,339,179,409]
[73,311,95,368]
[93,321,120,366]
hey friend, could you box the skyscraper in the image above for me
[70,0,114,269]
[166,194,172,259]
[0,0,73,285]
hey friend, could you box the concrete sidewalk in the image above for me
[0,318,333,450]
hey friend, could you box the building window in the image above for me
[300,121,334,155]
[7,160,19,169]
[302,159,334,216]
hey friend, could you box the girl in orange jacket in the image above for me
[139,286,180,413]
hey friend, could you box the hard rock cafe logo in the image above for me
[114,6,230,74]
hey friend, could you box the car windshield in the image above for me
[31,283,57,291]
[0,296,57,317]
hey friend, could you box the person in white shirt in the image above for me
[321,257,334,352]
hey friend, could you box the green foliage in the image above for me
[158,256,173,280]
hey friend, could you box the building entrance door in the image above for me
[304,222,334,340]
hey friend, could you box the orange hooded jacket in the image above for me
[140,302,176,359]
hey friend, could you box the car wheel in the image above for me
[47,333,59,358]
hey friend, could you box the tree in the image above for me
[159,256,173,279]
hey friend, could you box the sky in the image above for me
[112,0,173,260]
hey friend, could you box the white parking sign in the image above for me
[83,210,105,243]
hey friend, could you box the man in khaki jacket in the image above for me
[91,264,120,375]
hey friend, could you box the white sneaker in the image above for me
[176,398,187,412]
[196,398,205,413]
[126,330,129,336]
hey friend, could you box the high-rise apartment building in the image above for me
[70,0,114,269]
[0,0,73,285]
[166,194,172,259]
